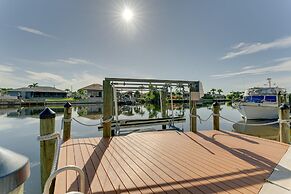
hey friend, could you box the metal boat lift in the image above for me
[102,77,204,137]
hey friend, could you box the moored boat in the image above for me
[237,78,286,120]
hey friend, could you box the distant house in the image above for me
[7,86,67,99]
[80,83,103,99]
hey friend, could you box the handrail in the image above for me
[43,165,85,194]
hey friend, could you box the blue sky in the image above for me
[1,0,291,93]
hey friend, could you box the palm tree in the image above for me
[217,89,223,95]
[210,88,216,95]
[28,83,38,88]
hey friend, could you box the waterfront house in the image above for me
[80,83,103,98]
[7,86,67,99]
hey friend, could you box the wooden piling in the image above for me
[279,103,290,144]
[161,88,168,129]
[189,83,197,133]
[213,102,220,131]
[103,80,113,137]
[63,102,72,142]
[39,107,56,192]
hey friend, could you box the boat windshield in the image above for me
[265,96,277,102]
[244,95,277,103]
[245,96,264,103]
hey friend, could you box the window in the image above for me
[265,96,276,102]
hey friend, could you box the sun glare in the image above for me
[122,7,134,23]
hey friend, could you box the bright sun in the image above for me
[122,7,134,23]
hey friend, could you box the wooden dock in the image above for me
[54,130,289,194]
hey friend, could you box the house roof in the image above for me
[81,83,103,91]
[8,86,67,93]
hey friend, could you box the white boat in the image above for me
[237,78,286,120]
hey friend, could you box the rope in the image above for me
[38,131,62,175]
[72,117,102,127]
[190,113,213,124]
[189,113,289,127]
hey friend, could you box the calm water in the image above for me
[0,103,282,194]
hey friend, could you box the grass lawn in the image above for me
[45,98,76,102]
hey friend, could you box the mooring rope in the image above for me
[37,131,62,176]
[190,113,289,126]
[71,116,113,127]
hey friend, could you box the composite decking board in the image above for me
[66,139,79,192]
[159,132,278,188]
[96,138,154,193]
[86,138,116,193]
[84,138,129,194]
[120,135,229,194]
[54,141,67,194]
[54,131,289,194]
[184,132,283,170]
[79,138,104,194]
[116,135,214,194]
[142,132,266,191]
[107,138,166,194]
[132,134,256,194]
[125,134,242,194]
[112,136,192,194]
[87,138,141,194]
[73,139,92,194]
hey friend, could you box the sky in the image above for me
[1,0,291,93]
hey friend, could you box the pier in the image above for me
[53,130,289,194]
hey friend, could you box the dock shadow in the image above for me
[67,137,112,193]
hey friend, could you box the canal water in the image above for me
[0,103,282,194]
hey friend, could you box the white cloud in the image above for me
[56,58,94,65]
[222,36,291,60]
[0,64,14,72]
[241,65,255,70]
[25,70,103,90]
[212,59,291,78]
[17,26,55,38]
[26,70,66,83]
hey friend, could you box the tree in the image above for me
[217,89,223,95]
[28,83,38,88]
[210,88,216,95]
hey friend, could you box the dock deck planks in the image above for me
[54,130,289,194]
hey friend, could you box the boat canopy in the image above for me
[244,87,286,96]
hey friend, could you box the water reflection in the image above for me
[233,120,280,141]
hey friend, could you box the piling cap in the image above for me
[0,147,30,193]
[280,103,290,110]
[64,102,72,108]
[213,101,219,106]
[39,107,56,119]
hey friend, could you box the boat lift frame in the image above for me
[102,77,203,137]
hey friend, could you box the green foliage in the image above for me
[28,83,38,88]
[226,91,244,101]
[72,89,88,99]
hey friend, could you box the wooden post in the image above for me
[103,80,113,138]
[279,104,290,144]
[213,102,220,131]
[161,87,168,129]
[278,91,282,107]
[63,102,72,142]
[39,107,56,192]
[189,83,197,133]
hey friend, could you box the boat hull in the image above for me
[238,103,278,120]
